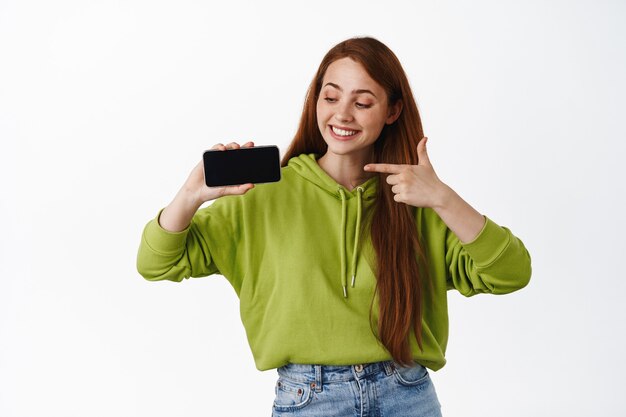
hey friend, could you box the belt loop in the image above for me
[383,360,394,376]
[313,365,323,393]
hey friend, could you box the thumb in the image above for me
[417,137,431,167]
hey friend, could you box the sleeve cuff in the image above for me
[142,208,191,255]
[460,216,511,268]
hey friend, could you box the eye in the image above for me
[324,97,337,103]
[356,102,373,109]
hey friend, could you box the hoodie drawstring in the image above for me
[338,186,364,298]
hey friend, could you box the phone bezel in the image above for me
[202,145,281,187]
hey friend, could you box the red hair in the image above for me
[281,37,428,366]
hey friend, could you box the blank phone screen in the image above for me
[203,146,281,187]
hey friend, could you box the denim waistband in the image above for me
[277,360,397,392]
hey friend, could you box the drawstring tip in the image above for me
[343,285,347,298]
[351,275,355,287]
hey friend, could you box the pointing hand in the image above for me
[364,137,449,208]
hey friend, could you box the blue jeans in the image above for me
[271,360,442,417]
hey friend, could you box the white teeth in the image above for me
[332,126,358,136]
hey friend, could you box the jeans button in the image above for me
[354,364,363,372]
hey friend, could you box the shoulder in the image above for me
[247,164,300,197]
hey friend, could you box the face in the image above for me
[316,57,401,161]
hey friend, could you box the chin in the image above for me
[325,145,368,158]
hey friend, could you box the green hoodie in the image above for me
[137,153,531,371]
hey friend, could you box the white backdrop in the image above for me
[1,0,625,416]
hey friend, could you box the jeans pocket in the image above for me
[273,377,313,412]
[391,361,431,388]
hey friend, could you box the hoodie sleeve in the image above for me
[445,216,532,297]
[136,200,238,283]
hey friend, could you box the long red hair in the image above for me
[281,37,427,366]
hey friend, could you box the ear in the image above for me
[385,100,403,125]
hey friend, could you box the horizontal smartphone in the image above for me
[203,145,281,187]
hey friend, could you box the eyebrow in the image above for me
[323,82,377,98]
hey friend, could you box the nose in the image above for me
[334,102,354,123]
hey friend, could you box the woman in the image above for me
[137,37,531,416]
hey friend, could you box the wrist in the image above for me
[180,186,204,211]
[432,183,455,211]
[160,190,200,233]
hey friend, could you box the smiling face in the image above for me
[316,57,401,162]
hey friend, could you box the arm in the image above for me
[366,137,531,295]
[159,141,256,233]
[432,185,485,244]
[136,141,254,281]
[365,137,485,242]
[137,209,218,282]
[444,215,532,296]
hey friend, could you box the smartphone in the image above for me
[203,145,281,187]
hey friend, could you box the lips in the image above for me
[330,125,361,140]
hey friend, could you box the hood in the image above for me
[288,153,378,299]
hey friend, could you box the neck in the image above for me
[317,149,376,191]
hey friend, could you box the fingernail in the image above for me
[364,165,370,170]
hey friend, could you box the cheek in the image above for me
[315,106,325,133]
[366,112,390,129]
[316,102,331,124]
[361,117,388,139]
[316,99,325,115]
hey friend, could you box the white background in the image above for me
[1,0,625,416]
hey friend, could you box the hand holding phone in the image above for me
[159,141,259,233]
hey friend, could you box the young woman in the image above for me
[137,37,531,417]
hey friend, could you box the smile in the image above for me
[331,126,360,138]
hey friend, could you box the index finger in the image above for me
[364,163,406,174]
